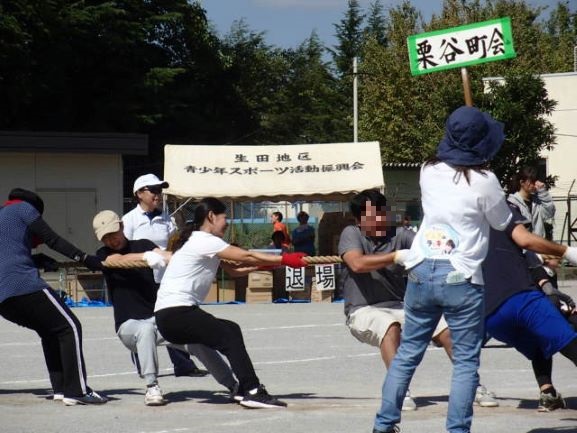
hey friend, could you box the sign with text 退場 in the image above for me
[407,17,516,76]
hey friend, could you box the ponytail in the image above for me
[170,197,227,252]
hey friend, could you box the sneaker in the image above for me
[239,384,287,409]
[401,390,417,411]
[538,390,566,412]
[228,382,243,403]
[52,393,64,402]
[63,390,108,406]
[474,385,499,407]
[144,385,167,406]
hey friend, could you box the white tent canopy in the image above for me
[163,142,384,202]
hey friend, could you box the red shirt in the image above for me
[273,221,291,248]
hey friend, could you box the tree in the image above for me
[542,1,577,72]
[358,1,462,162]
[331,0,365,78]
[482,73,557,188]
[364,0,388,47]
[260,32,350,144]
[218,19,289,145]
[356,0,568,169]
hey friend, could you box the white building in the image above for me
[0,131,148,259]
[539,72,577,243]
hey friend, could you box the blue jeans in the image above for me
[374,259,484,433]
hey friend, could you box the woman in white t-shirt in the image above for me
[154,197,306,409]
[374,106,512,433]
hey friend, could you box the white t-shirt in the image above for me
[154,231,229,311]
[404,162,512,284]
[122,204,176,249]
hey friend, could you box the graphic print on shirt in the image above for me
[419,224,459,258]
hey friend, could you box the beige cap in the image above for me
[93,210,122,241]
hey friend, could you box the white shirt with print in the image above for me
[403,162,512,284]
[154,231,229,311]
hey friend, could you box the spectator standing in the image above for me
[292,211,315,256]
[123,174,205,377]
[507,166,556,238]
[271,211,291,250]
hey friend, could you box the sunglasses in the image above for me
[140,186,163,194]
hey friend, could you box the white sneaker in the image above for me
[144,384,167,406]
[52,393,64,402]
[474,385,499,407]
[402,389,417,411]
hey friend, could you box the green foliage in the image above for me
[331,0,365,77]
[482,73,556,188]
[357,0,570,180]
[365,0,388,47]
[0,0,574,187]
[229,223,273,249]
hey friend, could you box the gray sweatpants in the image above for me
[117,317,236,389]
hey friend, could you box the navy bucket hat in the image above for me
[436,106,505,166]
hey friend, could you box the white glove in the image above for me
[563,247,577,266]
[394,249,410,266]
[142,251,166,269]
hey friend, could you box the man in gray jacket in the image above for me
[508,166,555,238]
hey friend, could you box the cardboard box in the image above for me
[246,286,273,303]
[67,273,106,302]
[218,280,236,302]
[204,282,219,303]
[311,288,333,303]
[248,271,273,288]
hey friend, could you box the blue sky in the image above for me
[201,0,560,49]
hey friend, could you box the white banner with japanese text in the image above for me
[163,142,384,201]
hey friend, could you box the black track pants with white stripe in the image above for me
[0,288,88,397]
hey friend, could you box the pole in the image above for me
[353,57,358,142]
[461,67,473,107]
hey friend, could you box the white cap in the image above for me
[93,210,122,241]
[133,174,169,194]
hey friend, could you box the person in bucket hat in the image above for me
[436,105,505,167]
[373,106,512,433]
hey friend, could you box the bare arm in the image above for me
[220,261,260,277]
[511,224,566,256]
[342,249,397,273]
[103,248,171,266]
[535,181,556,219]
[217,245,284,266]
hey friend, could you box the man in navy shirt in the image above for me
[481,202,577,411]
[0,188,106,405]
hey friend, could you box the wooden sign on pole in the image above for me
[461,68,473,107]
[407,17,516,105]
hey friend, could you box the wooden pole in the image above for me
[461,67,473,107]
